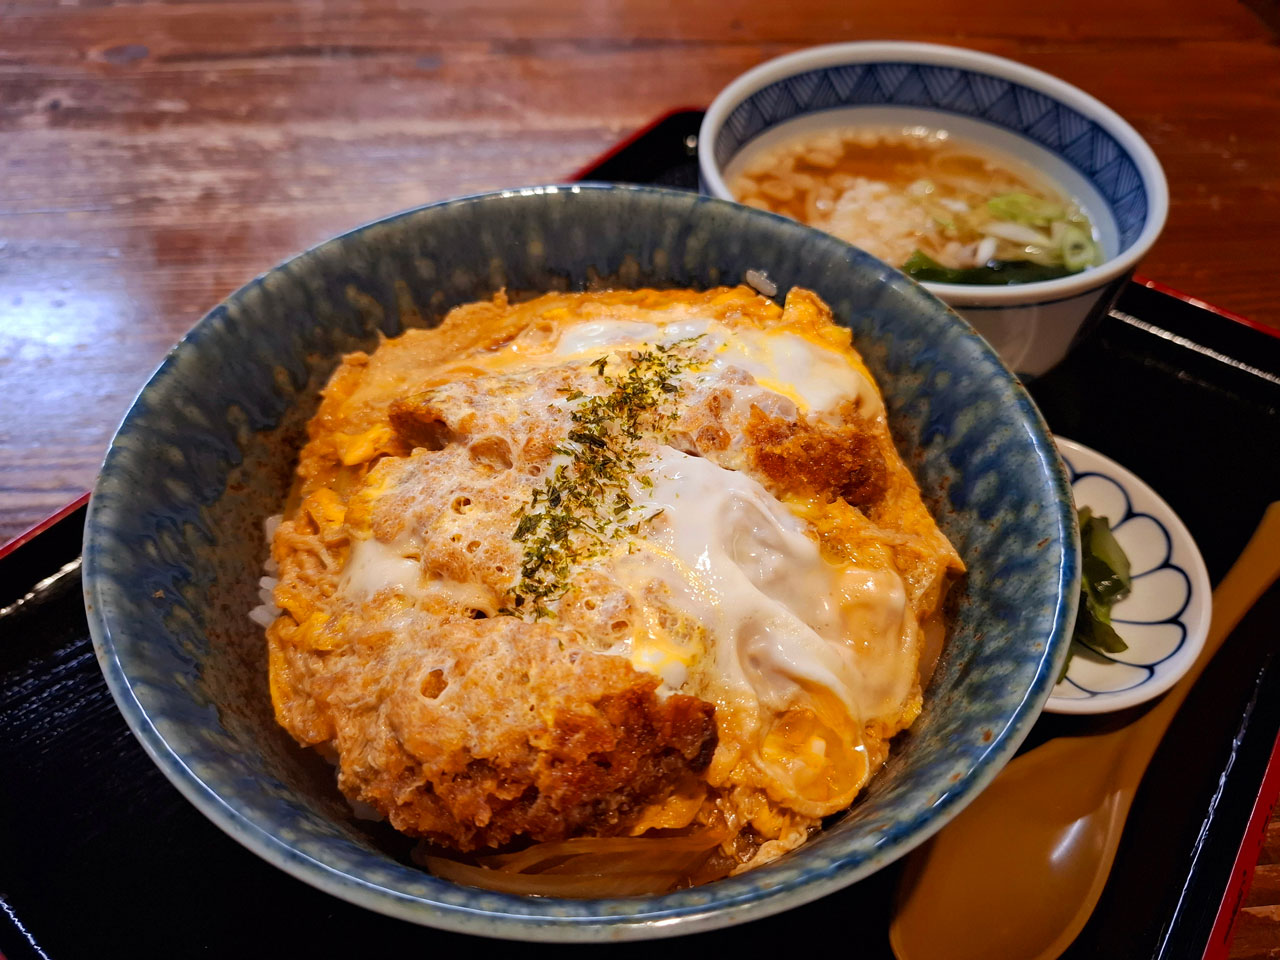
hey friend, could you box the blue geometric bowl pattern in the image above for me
[83,184,1079,941]
[714,62,1149,249]
[1049,439,1210,710]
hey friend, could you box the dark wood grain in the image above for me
[1247,864,1280,908]
[1230,907,1280,960]
[2,8,1279,949]
[1231,819,1280,959]
[3,0,1279,545]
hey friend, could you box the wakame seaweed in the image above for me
[902,251,1078,286]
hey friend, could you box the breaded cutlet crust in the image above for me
[265,286,963,864]
[323,617,716,850]
[744,404,887,506]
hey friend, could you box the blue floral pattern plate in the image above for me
[1046,436,1212,714]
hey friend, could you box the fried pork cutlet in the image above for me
[262,286,962,878]
[324,618,716,850]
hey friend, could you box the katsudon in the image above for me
[257,286,963,894]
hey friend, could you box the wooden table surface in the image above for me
[2,1,1279,955]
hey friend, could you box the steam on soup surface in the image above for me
[729,126,1103,285]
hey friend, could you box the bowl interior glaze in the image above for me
[84,183,1078,941]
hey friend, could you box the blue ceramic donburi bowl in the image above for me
[84,183,1078,941]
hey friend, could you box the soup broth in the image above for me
[729,127,1102,285]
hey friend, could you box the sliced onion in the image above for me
[424,829,732,898]
[476,830,728,872]
[538,848,714,877]
[424,857,678,897]
[981,221,1053,247]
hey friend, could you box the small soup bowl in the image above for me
[699,41,1169,377]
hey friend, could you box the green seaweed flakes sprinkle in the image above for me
[505,338,702,618]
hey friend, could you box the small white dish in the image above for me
[1046,437,1212,714]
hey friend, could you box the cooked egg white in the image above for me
[267,286,962,866]
[455,313,882,418]
[622,445,912,712]
[334,308,920,820]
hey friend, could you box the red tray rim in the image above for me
[0,491,89,562]
[1203,728,1280,960]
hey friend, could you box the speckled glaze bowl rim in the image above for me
[697,41,1170,307]
[83,183,1078,941]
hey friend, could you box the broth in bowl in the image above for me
[728,125,1103,286]
[700,42,1168,375]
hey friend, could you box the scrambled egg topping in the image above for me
[265,286,963,876]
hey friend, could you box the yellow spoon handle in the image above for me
[888,504,1280,960]
[1120,502,1280,766]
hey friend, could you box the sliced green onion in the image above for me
[1060,225,1101,271]
[987,192,1065,225]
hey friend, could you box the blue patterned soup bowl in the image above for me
[84,184,1078,941]
[699,42,1169,377]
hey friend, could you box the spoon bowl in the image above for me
[892,732,1131,959]
[890,501,1280,960]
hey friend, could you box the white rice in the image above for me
[249,512,388,824]
[248,513,284,627]
[744,268,778,298]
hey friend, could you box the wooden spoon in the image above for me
[889,502,1280,960]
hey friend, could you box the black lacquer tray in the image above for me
[2,109,1278,960]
